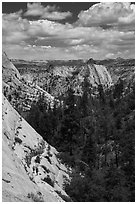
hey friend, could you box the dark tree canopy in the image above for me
[26,77,135,202]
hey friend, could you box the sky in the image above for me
[2,2,135,60]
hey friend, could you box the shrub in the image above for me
[42,175,54,187]
[41,165,50,173]
[35,155,41,163]
[8,94,12,102]
[25,142,45,167]
[55,190,72,202]
[15,137,22,144]
[44,155,52,164]
[47,145,52,157]
[27,192,44,202]
[17,126,22,129]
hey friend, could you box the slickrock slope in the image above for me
[2,51,54,113]
[77,61,113,88]
[50,61,113,96]
[2,52,21,84]
[94,58,135,85]
[2,94,69,202]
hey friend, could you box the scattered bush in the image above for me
[41,165,50,173]
[17,126,22,129]
[42,175,54,187]
[35,155,41,163]
[27,192,44,202]
[55,190,72,202]
[44,155,52,164]
[47,145,53,157]
[15,137,22,144]
[25,142,45,167]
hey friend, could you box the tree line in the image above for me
[26,77,135,202]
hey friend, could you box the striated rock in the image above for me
[2,52,21,83]
[94,58,135,84]
[2,94,70,202]
[14,58,113,98]
[13,57,135,99]
[2,51,55,113]
[78,62,113,88]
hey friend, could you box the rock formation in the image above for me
[77,61,113,88]
[2,94,70,201]
[2,51,54,113]
[2,52,70,202]
[2,51,135,202]
[15,58,113,98]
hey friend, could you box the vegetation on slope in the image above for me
[25,75,135,202]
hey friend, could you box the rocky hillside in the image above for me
[2,52,71,201]
[93,57,135,85]
[2,94,70,202]
[2,52,54,114]
[12,57,135,99]
[12,58,113,98]
[3,52,135,202]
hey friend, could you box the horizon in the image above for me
[10,56,135,62]
[2,2,135,60]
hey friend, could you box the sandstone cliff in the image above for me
[2,94,69,202]
[2,51,54,113]
[2,52,70,202]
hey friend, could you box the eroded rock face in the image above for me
[2,52,21,84]
[2,94,69,202]
[51,61,113,96]
[12,57,135,100]
[77,62,113,88]
[2,51,55,113]
[14,59,113,97]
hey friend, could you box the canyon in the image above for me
[2,52,135,201]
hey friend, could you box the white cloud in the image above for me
[2,3,135,60]
[78,2,135,29]
[24,3,72,20]
[40,45,52,49]
[2,10,22,20]
[24,3,44,16]
[42,11,72,20]
[105,53,115,58]
[2,12,29,44]
[68,39,84,45]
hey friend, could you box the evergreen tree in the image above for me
[56,88,80,165]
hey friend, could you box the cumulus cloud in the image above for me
[2,12,29,44]
[2,2,135,60]
[2,10,22,20]
[24,3,72,20]
[78,2,135,30]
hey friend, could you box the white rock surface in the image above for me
[2,51,55,111]
[2,94,69,202]
[78,63,113,88]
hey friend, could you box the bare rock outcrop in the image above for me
[2,94,69,202]
[2,51,55,112]
[78,62,113,88]
[2,52,21,84]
